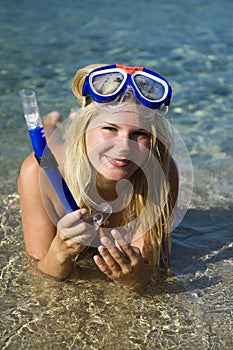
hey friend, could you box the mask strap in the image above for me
[158,104,169,116]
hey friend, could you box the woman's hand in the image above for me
[93,230,151,292]
[54,208,97,261]
[36,208,97,279]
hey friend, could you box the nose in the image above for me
[119,85,136,103]
[114,133,132,154]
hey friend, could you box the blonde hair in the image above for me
[72,63,107,107]
[65,64,174,276]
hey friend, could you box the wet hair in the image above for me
[65,64,175,276]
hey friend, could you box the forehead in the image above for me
[87,105,154,131]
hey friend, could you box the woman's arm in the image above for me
[18,153,95,279]
[18,153,57,259]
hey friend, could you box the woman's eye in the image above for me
[134,131,150,138]
[102,127,117,132]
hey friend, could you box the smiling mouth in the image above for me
[105,156,131,167]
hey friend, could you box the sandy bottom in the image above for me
[0,181,232,350]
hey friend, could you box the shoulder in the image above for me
[18,153,40,187]
[18,151,65,222]
[18,153,45,214]
[18,141,65,183]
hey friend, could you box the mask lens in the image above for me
[91,72,125,96]
[134,74,165,101]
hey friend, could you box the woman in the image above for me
[18,64,178,292]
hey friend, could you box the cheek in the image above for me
[138,139,151,156]
[85,132,109,170]
[86,131,103,159]
[142,139,151,149]
[133,140,151,168]
[85,131,95,153]
[85,132,99,169]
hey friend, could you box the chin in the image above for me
[99,171,133,182]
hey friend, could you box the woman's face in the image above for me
[85,107,152,182]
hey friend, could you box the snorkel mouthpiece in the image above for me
[19,89,42,130]
[83,203,112,230]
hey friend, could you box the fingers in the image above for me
[58,208,90,237]
[111,230,140,264]
[93,255,107,273]
[94,231,149,291]
[58,208,87,228]
[94,246,120,278]
[57,208,97,246]
[100,238,130,267]
[94,244,128,280]
[94,235,135,278]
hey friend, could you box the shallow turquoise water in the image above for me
[1,0,233,207]
[0,0,232,349]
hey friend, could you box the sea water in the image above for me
[0,0,232,349]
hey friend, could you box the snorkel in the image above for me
[19,89,112,228]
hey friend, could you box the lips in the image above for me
[105,156,131,167]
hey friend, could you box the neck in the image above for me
[96,175,118,202]
[95,174,134,215]
[88,173,133,214]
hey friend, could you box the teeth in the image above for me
[115,159,125,164]
[106,156,129,165]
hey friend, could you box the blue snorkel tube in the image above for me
[19,89,78,213]
[19,89,112,228]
